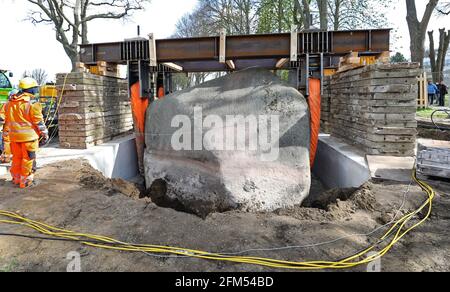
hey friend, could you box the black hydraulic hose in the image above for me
[431,109,450,131]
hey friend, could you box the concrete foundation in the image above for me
[366,155,415,183]
[313,134,371,189]
[313,134,417,189]
[0,135,139,180]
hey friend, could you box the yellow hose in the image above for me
[0,170,435,270]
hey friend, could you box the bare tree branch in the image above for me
[27,0,150,71]
[406,0,439,67]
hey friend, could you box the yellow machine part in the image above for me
[324,69,337,76]
[39,85,57,98]
[360,56,377,66]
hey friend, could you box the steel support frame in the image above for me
[80,29,390,73]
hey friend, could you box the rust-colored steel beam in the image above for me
[79,29,390,72]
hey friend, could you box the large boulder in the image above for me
[144,68,311,217]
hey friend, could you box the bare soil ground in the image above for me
[418,127,450,141]
[417,116,450,141]
[0,159,449,272]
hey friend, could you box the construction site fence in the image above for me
[417,70,450,109]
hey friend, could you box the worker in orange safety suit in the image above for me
[0,89,18,164]
[3,77,49,188]
[0,104,12,164]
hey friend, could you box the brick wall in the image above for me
[321,63,421,156]
[56,72,133,149]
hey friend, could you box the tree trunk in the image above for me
[302,0,311,29]
[428,31,438,82]
[406,0,439,68]
[278,0,283,33]
[317,0,328,30]
[437,29,450,82]
[435,29,445,82]
[333,0,340,30]
[293,0,302,29]
[245,0,251,34]
[68,51,79,72]
[81,0,89,44]
[427,29,450,83]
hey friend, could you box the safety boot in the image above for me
[12,175,21,186]
[19,175,35,189]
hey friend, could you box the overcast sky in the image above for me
[0,0,448,82]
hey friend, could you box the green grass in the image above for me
[417,108,448,118]
[417,94,449,118]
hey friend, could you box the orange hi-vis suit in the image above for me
[0,103,12,163]
[3,92,47,187]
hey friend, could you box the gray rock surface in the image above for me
[144,68,311,217]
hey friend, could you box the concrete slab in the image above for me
[313,134,370,189]
[0,135,139,180]
[418,138,450,149]
[366,155,415,183]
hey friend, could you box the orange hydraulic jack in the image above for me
[130,82,149,174]
[308,78,321,168]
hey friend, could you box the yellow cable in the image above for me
[39,73,69,144]
[0,170,435,270]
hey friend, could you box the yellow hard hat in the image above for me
[19,77,39,90]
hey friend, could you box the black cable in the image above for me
[431,109,450,131]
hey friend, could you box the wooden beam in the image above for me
[162,62,183,72]
[276,58,289,69]
[226,60,235,70]
[376,51,391,64]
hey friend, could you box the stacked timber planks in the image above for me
[320,76,332,133]
[417,140,450,178]
[321,63,421,156]
[76,61,121,78]
[56,72,133,149]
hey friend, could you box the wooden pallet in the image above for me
[417,140,450,179]
[337,52,364,73]
[336,51,391,74]
[75,62,121,78]
[417,72,428,109]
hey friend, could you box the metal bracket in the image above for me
[138,60,152,100]
[149,33,157,67]
[291,25,298,62]
[226,60,235,70]
[305,54,310,97]
[276,58,289,69]
[320,53,324,96]
[219,29,226,64]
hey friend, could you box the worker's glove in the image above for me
[39,131,49,146]
[37,121,49,146]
